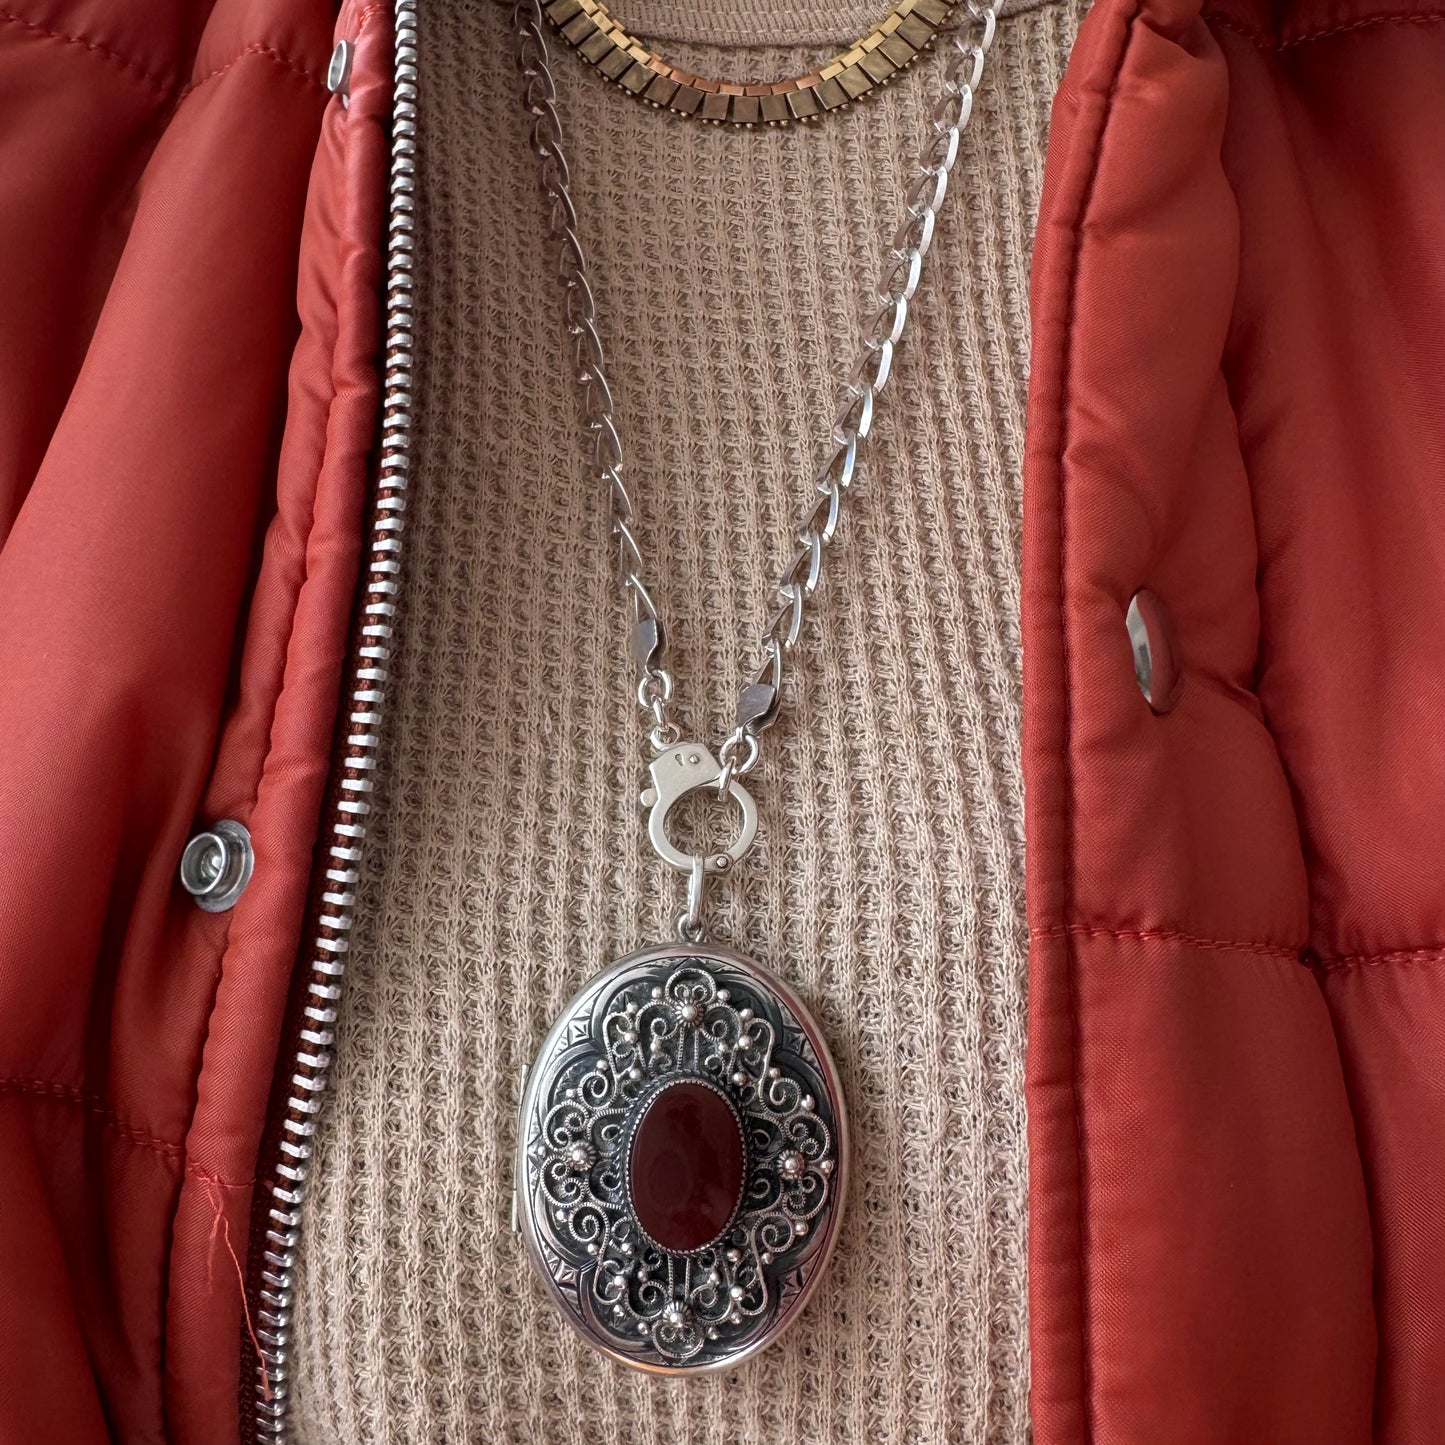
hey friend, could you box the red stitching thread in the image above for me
[0,1077,184,1157]
[180,42,327,101]
[1203,6,1445,50]
[1283,8,1445,45]
[1037,928,1445,972]
[0,10,170,91]
[188,1165,256,1188]
[0,12,328,101]
[205,1178,272,1400]
[1313,944,1445,971]
[1035,924,1303,962]
[0,1079,259,1187]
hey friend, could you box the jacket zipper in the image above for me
[249,1,418,1436]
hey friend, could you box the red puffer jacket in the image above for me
[1,1,1440,1442]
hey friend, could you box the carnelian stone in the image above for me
[629,1081,744,1252]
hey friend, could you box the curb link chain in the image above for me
[511,0,997,786]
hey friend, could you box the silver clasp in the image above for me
[640,744,758,873]
[640,744,758,939]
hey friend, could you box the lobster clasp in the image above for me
[639,743,758,875]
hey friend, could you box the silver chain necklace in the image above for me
[511,0,998,1374]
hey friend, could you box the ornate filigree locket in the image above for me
[515,939,848,1372]
[507,0,999,1377]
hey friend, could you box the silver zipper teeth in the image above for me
[252,0,417,1436]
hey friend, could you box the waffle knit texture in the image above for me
[290,1,1086,1439]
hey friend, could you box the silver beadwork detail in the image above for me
[516,944,848,1373]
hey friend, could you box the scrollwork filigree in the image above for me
[521,954,840,1366]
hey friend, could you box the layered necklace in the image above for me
[510,0,999,1374]
[541,0,971,125]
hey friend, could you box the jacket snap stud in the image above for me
[327,40,354,101]
[179,820,254,913]
[1126,589,1183,714]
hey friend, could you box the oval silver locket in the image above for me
[514,942,849,1374]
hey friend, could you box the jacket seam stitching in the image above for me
[1313,944,1445,971]
[0,11,327,100]
[179,42,328,101]
[1203,7,1445,49]
[0,1077,183,1155]
[0,1086,232,1184]
[0,1078,258,1188]
[1036,924,1303,961]
[1055,11,1143,1438]
[0,9,170,92]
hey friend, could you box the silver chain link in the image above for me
[511,0,998,786]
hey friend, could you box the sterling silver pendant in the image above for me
[514,942,849,1373]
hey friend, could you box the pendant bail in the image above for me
[679,855,709,942]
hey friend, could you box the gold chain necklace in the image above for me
[542,0,964,125]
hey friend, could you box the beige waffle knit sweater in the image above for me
[291,2,1085,1439]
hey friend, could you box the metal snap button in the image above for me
[179,820,254,912]
[327,40,353,101]
[1126,589,1184,714]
